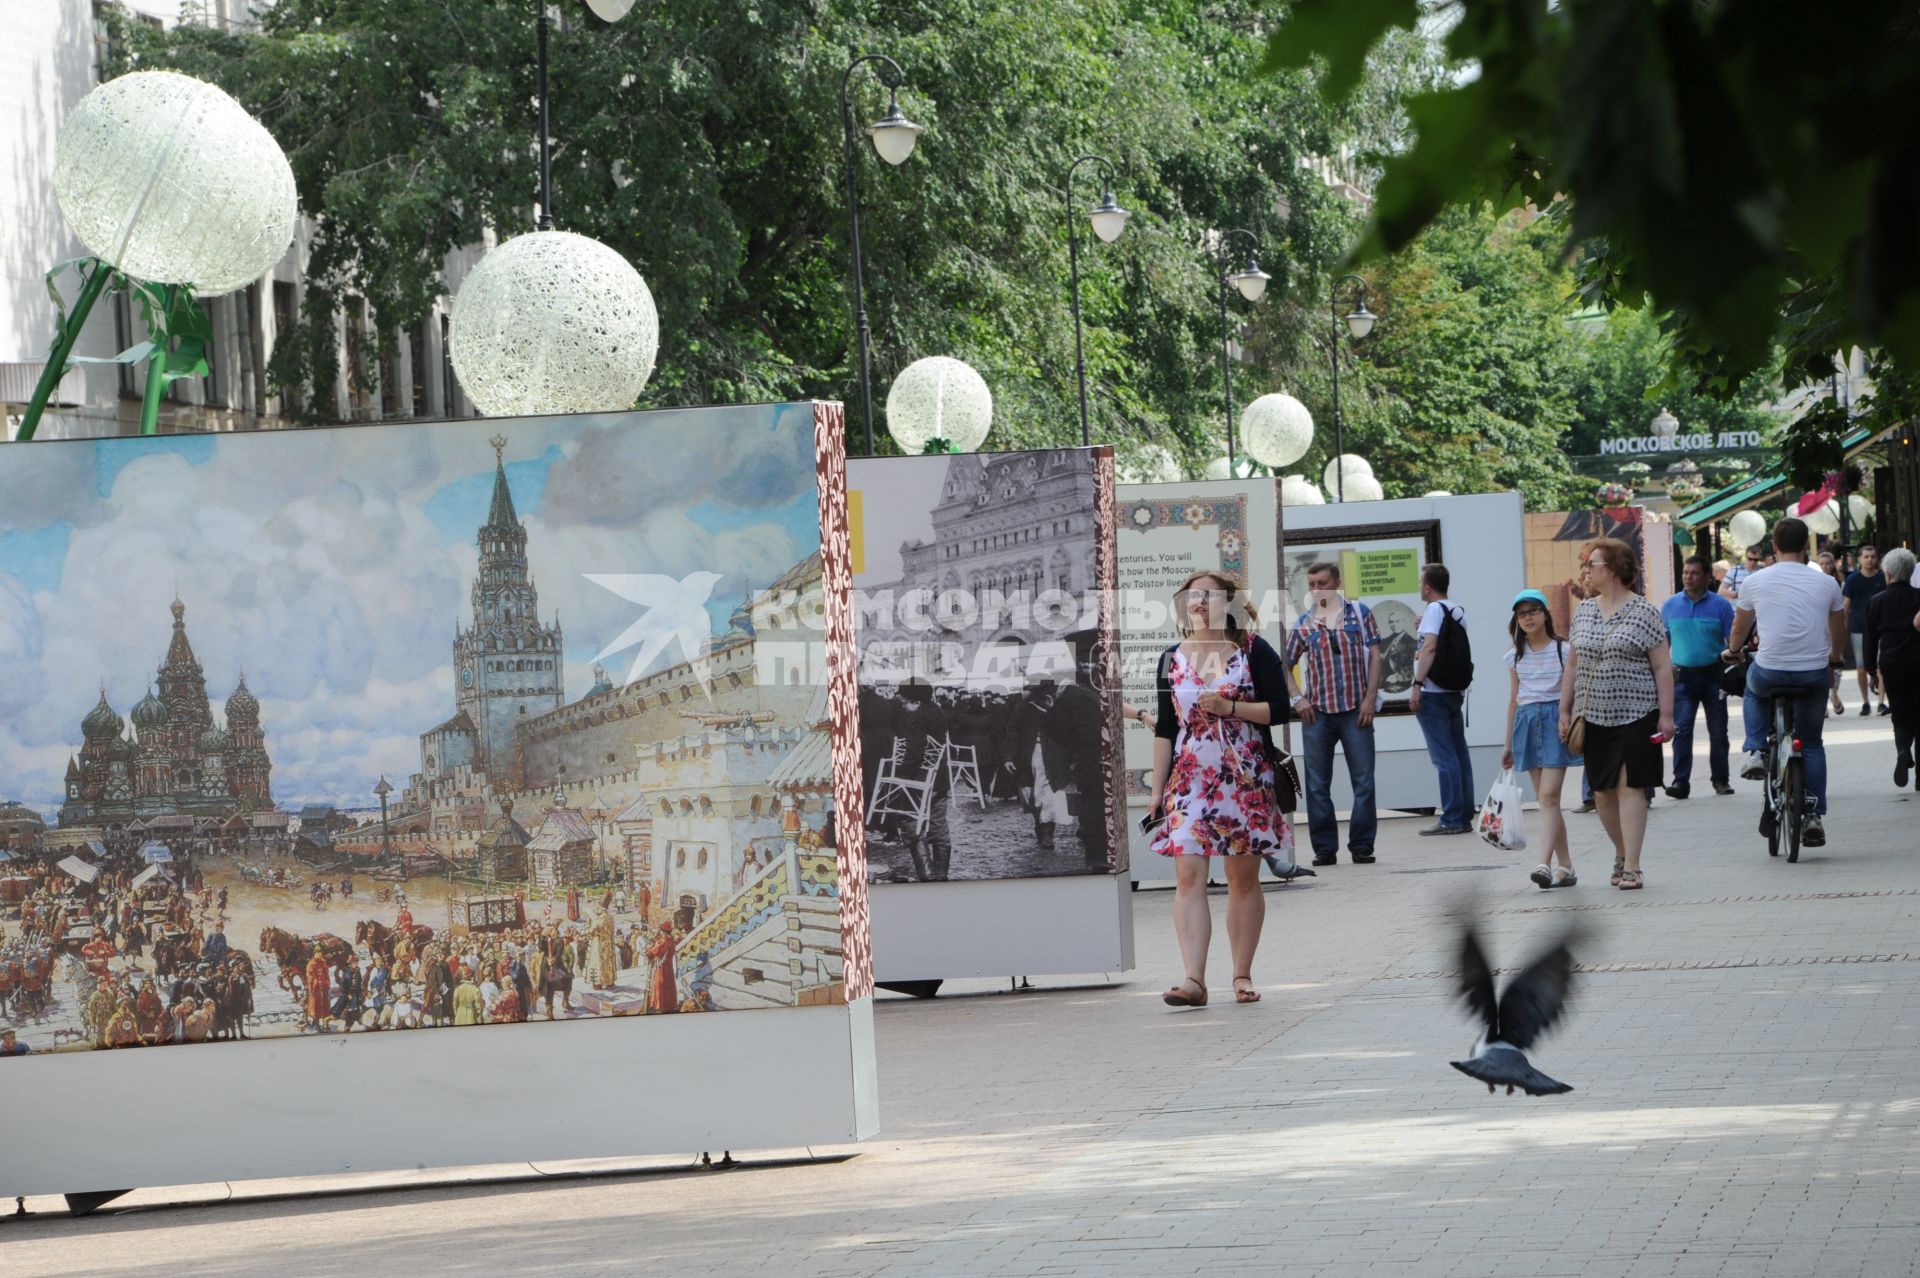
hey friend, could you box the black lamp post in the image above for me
[1065,155,1130,447]
[1215,228,1271,470]
[1328,273,1376,502]
[840,54,923,457]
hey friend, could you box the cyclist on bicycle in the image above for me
[1722,516,1847,846]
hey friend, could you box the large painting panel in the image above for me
[1279,520,1442,716]
[0,402,861,1064]
[847,448,1123,884]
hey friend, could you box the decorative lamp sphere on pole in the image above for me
[1230,261,1271,303]
[865,92,924,166]
[1803,499,1841,537]
[886,356,993,454]
[1280,474,1326,506]
[1728,509,1768,548]
[1847,494,1874,527]
[449,230,659,417]
[1344,300,1377,340]
[1423,489,1453,498]
[1120,445,1181,485]
[1089,189,1131,244]
[1341,472,1386,502]
[1322,452,1372,495]
[54,70,297,294]
[1241,393,1313,469]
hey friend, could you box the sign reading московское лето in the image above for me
[1597,429,1766,455]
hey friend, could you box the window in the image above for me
[440,313,458,416]
[696,848,709,869]
[675,847,686,867]
[408,325,428,416]
[379,335,401,418]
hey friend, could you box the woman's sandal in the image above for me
[1551,866,1578,888]
[1232,975,1261,1004]
[1609,857,1625,887]
[1529,864,1554,889]
[1617,869,1644,890]
[1163,977,1208,1007]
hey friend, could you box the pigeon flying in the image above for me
[1450,924,1581,1097]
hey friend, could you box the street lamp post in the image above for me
[1065,155,1130,447]
[1215,228,1270,469]
[840,54,923,457]
[1327,274,1376,502]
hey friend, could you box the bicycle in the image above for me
[1730,661,1825,862]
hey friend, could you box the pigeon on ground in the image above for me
[1450,923,1582,1096]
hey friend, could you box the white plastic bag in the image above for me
[1476,767,1528,851]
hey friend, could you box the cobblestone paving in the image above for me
[5,713,1917,1277]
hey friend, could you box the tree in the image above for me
[122,0,1377,465]
[1262,0,1920,485]
[1565,305,1781,457]
[1249,202,1592,509]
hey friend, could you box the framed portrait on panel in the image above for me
[1279,520,1442,715]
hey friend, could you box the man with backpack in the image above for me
[1410,564,1475,835]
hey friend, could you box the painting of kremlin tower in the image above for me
[0,403,866,1059]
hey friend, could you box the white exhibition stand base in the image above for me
[871,874,1135,982]
[0,999,878,1200]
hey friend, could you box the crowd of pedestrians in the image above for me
[1147,520,1919,1005]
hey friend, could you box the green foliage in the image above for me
[1263,0,1920,488]
[1565,306,1780,457]
[1251,203,1591,510]
[125,0,1373,457]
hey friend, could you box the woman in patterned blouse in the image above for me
[1558,539,1676,891]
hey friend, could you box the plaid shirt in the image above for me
[1285,600,1381,714]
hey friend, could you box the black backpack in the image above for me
[1429,604,1474,692]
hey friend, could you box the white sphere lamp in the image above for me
[1204,456,1235,481]
[1423,490,1453,498]
[1847,494,1873,527]
[1279,474,1325,506]
[1117,445,1180,485]
[885,356,993,454]
[1342,472,1386,502]
[53,71,297,294]
[1728,509,1768,548]
[450,230,659,417]
[1241,393,1313,469]
[1803,499,1841,537]
[1323,453,1373,496]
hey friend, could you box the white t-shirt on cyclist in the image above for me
[1735,561,1843,672]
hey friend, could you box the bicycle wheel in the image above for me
[1764,785,1781,856]
[1786,758,1804,863]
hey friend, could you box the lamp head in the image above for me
[1089,189,1130,243]
[1344,301,1376,339]
[1230,261,1271,303]
[866,94,923,166]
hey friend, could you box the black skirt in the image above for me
[1583,710,1663,791]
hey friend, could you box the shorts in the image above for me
[1511,700,1581,771]
[1582,710,1663,792]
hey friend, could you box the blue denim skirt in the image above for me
[1512,700,1581,771]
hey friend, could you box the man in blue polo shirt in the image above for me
[1662,554,1737,799]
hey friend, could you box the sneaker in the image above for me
[1898,755,1912,790]
[1860,703,1872,717]
[1741,751,1766,780]
[1712,782,1736,796]
[1664,783,1690,800]
[1803,814,1826,847]
[1879,703,1893,716]
[1573,800,1596,814]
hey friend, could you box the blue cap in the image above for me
[1512,589,1550,611]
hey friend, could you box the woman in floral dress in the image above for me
[1148,570,1301,1007]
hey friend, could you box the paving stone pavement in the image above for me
[5,715,1917,1277]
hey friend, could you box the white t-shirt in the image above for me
[1419,600,1465,693]
[1736,561,1843,672]
[1504,640,1567,704]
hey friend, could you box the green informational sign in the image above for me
[1345,547,1421,597]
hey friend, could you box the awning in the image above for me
[1678,426,1877,529]
[85,840,108,858]
[57,856,98,883]
[138,841,173,863]
[131,864,161,889]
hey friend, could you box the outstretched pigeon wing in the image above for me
[1455,927,1499,1035]
[1494,938,1578,1050]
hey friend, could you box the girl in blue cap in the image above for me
[1502,589,1581,887]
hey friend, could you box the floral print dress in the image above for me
[1152,647,1293,859]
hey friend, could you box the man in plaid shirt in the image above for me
[1286,562,1385,865]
